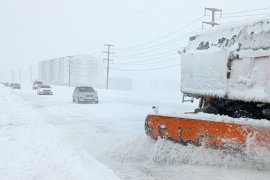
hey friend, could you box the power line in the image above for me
[115,6,270,52]
[115,29,199,53]
[114,47,178,58]
[124,9,270,55]
[111,63,181,72]
[112,7,270,73]
[113,53,178,65]
[113,29,199,57]
[114,30,196,52]
[116,16,204,51]
[107,7,270,70]
[221,12,270,18]
[223,6,270,15]
[93,50,101,56]
[114,49,177,59]
[113,57,179,66]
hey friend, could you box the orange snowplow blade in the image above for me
[145,115,270,151]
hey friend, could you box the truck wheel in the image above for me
[233,110,253,119]
[203,106,219,115]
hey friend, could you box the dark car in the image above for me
[72,86,98,104]
[32,81,42,89]
[10,83,21,89]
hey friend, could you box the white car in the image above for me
[37,85,53,95]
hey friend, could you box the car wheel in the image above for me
[72,98,75,102]
[77,98,80,104]
[95,101,98,104]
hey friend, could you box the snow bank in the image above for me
[0,86,120,180]
[182,16,270,103]
[2,84,270,179]
[106,136,270,179]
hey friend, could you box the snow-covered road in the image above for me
[0,85,270,180]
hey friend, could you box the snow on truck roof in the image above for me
[198,16,270,35]
[187,15,270,52]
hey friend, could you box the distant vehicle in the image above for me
[32,81,43,89]
[37,85,53,95]
[10,83,21,89]
[72,86,98,104]
[4,83,9,87]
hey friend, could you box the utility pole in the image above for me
[19,68,21,85]
[203,7,222,28]
[11,70,15,82]
[67,56,73,87]
[103,44,114,89]
[30,65,32,83]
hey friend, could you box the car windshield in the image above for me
[78,87,95,92]
[41,85,51,88]
[34,81,42,84]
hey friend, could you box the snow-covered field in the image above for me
[0,84,270,180]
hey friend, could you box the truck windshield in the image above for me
[78,87,95,92]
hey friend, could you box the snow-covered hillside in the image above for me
[0,85,269,180]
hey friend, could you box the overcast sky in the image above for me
[1,0,270,89]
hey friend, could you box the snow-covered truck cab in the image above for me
[145,16,270,151]
[181,17,270,120]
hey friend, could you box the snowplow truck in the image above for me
[145,17,270,151]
